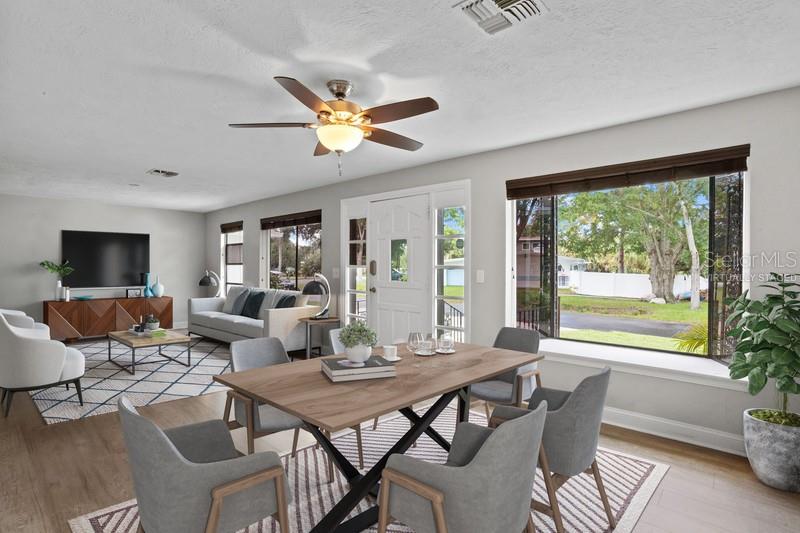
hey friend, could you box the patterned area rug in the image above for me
[31,336,230,424]
[69,407,668,533]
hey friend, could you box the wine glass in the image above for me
[407,332,422,355]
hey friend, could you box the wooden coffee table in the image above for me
[107,330,193,374]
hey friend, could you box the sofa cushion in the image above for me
[262,289,306,309]
[191,311,263,338]
[222,286,250,314]
[240,291,266,319]
[275,295,296,308]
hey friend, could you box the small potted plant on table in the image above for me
[338,321,378,367]
[145,314,160,331]
[728,272,800,492]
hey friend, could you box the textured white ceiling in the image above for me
[1,0,799,212]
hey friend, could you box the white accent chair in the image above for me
[0,314,85,417]
[0,309,50,337]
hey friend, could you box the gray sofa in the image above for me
[188,288,320,350]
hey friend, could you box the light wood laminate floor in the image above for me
[1,391,798,532]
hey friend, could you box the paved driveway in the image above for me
[560,312,691,337]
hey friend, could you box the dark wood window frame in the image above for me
[507,145,749,361]
[262,210,322,291]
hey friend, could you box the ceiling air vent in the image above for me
[454,0,549,34]
[146,168,179,178]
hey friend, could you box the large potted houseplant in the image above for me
[338,321,378,367]
[728,273,800,492]
[39,260,75,300]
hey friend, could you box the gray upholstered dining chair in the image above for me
[225,337,365,479]
[491,367,615,533]
[377,402,548,533]
[470,327,542,420]
[117,396,290,533]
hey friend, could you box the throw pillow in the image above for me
[275,295,296,308]
[222,286,249,314]
[240,291,266,319]
[229,288,251,315]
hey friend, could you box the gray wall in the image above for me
[204,86,800,450]
[0,194,205,324]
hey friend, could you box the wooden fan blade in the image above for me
[314,142,331,156]
[363,127,423,151]
[358,97,438,124]
[274,76,333,115]
[228,122,311,128]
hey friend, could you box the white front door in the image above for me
[367,194,431,344]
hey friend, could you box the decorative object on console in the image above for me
[728,273,800,492]
[337,321,377,367]
[150,275,165,298]
[126,288,142,298]
[198,270,222,297]
[142,273,154,297]
[39,260,75,300]
[302,273,331,319]
[63,287,71,302]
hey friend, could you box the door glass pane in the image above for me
[347,292,367,318]
[436,238,465,265]
[437,207,465,235]
[390,239,408,282]
[436,298,465,330]
[349,242,366,266]
[436,268,464,299]
[348,267,367,292]
[296,222,321,290]
[349,218,367,241]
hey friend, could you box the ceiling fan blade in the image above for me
[228,122,311,128]
[314,142,331,156]
[363,127,423,151]
[274,76,333,115]
[358,97,439,125]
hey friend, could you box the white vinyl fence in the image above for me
[565,271,707,299]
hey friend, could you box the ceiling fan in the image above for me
[229,76,439,170]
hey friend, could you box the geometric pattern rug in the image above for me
[31,336,229,424]
[68,406,668,532]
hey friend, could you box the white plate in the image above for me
[436,348,456,354]
[384,356,402,363]
[414,350,436,357]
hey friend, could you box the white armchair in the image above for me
[0,308,51,337]
[0,314,85,417]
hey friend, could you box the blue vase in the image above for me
[143,273,154,297]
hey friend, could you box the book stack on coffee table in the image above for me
[321,356,396,382]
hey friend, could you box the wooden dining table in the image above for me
[213,342,543,533]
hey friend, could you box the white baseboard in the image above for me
[603,406,746,457]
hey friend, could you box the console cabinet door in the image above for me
[146,297,173,329]
[84,299,116,337]
[116,298,145,331]
[45,301,85,341]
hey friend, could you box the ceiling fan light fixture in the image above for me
[316,123,364,153]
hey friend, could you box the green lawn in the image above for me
[559,294,707,324]
[559,328,689,353]
[444,286,464,298]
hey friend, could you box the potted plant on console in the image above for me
[39,260,75,301]
[728,272,800,492]
[338,321,378,367]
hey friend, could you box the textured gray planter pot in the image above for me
[743,409,800,492]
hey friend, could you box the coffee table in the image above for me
[107,330,193,374]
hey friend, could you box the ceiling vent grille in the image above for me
[454,0,549,34]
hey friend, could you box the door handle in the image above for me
[369,287,377,293]
[369,260,377,276]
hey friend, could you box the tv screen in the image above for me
[62,231,150,288]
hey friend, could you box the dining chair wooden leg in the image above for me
[483,401,491,423]
[291,428,300,458]
[245,400,256,455]
[538,448,565,533]
[590,459,616,529]
[222,392,232,423]
[372,416,379,430]
[275,470,290,533]
[525,513,535,533]
[137,523,145,533]
[377,475,392,533]
[354,424,365,469]
[324,429,334,483]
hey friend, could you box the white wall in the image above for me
[0,194,206,324]
[569,271,708,299]
[205,87,800,447]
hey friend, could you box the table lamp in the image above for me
[302,273,331,319]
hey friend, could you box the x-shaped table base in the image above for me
[307,386,471,533]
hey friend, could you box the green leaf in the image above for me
[762,329,791,346]
[775,318,800,334]
[766,363,789,378]
[771,347,796,365]
[777,376,800,394]
[749,349,773,365]
[748,367,768,396]
[746,301,765,314]
[729,364,752,380]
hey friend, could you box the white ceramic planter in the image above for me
[743,408,800,492]
[345,344,372,366]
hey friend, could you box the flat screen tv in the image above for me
[62,231,150,288]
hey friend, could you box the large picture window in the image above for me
[507,145,748,359]
[220,221,244,295]
[261,210,322,291]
